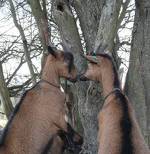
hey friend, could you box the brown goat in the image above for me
[0,46,83,154]
[79,53,150,154]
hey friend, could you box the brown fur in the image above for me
[49,136,64,154]
[80,54,150,154]
[0,50,81,154]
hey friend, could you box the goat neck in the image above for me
[100,61,121,101]
[41,56,60,89]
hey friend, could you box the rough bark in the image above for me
[27,0,50,53]
[51,0,123,153]
[94,0,122,53]
[0,62,13,118]
[125,0,150,147]
[8,0,36,85]
[73,0,104,51]
[51,1,98,153]
[71,1,104,152]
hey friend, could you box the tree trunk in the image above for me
[0,62,13,118]
[27,0,50,53]
[125,0,150,147]
[94,0,122,52]
[72,0,104,51]
[51,1,98,153]
[51,0,122,153]
[27,0,52,70]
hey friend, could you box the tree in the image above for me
[27,0,51,53]
[51,0,129,153]
[125,0,150,146]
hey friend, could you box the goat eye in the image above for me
[90,61,97,65]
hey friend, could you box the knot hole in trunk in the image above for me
[57,2,64,12]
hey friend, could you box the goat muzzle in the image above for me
[66,74,77,83]
[66,77,77,83]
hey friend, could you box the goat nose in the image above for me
[67,74,77,83]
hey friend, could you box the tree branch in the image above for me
[8,0,36,85]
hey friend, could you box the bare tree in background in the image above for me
[8,0,36,85]
[0,0,42,117]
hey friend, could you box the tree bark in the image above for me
[94,0,122,53]
[0,62,13,118]
[8,0,36,85]
[72,0,104,51]
[51,0,123,153]
[51,1,98,153]
[27,0,50,53]
[125,0,150,147]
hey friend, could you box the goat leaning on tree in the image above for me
[0,46,83,154]
[79,53,150,154]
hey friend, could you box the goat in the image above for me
[0,46,83,154]
[79,53,150,154]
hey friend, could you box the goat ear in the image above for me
[48,46,56,57]
[104,50,112,56]
[84,55,99,64]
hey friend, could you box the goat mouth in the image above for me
[66,77,77,83]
